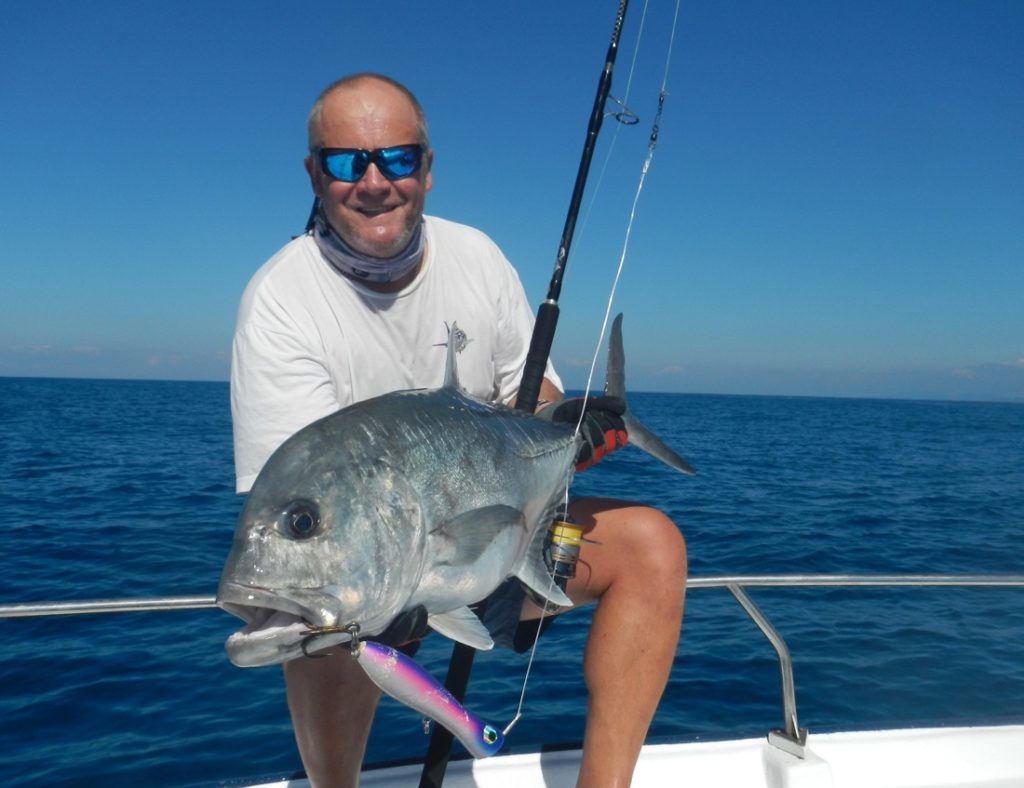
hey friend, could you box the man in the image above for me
[231,73,687,788]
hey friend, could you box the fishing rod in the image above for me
[515,1,630,415]
[419,2,632,785]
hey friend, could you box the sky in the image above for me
[1,1,1021,401]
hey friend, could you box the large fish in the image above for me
[217,314,694,667]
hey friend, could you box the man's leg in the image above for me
[526,497,687,787]
[283,649,381,788]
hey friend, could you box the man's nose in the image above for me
[357,162,390,192]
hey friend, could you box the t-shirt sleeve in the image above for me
[230,298,340,494]
[491,249,563,404]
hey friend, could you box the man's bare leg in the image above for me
[525,497,687,787]
[283,649,381,788]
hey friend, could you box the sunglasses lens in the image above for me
[320,146,422,182]
[322,150,368,182]
[377,145,421,180]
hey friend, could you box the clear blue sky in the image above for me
[2,1,1021,401]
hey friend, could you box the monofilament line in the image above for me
[509,0,684,733]
[576,0,681,433]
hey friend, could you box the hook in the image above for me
[299,622,360,659]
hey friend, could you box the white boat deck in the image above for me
[249,725,1024,788]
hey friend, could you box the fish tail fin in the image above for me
[607,314,697,476]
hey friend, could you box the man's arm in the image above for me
[512,376,564,412]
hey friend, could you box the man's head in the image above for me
[305,74,432,261]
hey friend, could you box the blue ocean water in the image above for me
[1,377,1022,786]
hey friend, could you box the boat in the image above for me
[6,573,1022,787]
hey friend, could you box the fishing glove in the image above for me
[544,396,628,471]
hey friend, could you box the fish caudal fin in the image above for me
[607,314,696,476]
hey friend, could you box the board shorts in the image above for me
[480,577,560,652]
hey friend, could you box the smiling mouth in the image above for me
[356,206,397,218]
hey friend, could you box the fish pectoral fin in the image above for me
[434,505,524,564]
[515,557,573,610]
[428,607,495,651]
[513,516,573,610]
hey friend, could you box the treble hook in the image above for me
[300,622,360,658]
[604,94,640,125]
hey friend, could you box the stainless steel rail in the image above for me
[4,574,1021,619]
[3,574,1022,757]
[728,584,808,756]
[0,595,217,618]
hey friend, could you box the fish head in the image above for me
[217,421,426,667]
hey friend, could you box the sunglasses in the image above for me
[316,144,424,183]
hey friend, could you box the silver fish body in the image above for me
[217,315,693,667]
[218,344,578,666]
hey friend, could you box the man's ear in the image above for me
[304,156,323,197]
[423,149,433,192]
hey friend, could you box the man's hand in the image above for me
[544,396,628,471]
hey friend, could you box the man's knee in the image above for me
[629,506,687,582]
[569,498,687,585]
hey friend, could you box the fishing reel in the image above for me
[545,511,584,592]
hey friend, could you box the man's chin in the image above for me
[348,226,415,259]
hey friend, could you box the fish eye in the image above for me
[282,501,320,539]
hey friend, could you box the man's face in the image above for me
[305,80,432,259]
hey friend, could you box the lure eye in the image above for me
[482,725,498,745]
[282,501,320,539]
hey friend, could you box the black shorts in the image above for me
[480,577,560,653]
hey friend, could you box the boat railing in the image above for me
[3,573,1023,759]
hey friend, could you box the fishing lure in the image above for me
[353,640,505,759]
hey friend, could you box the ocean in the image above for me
[1,377,1022,786]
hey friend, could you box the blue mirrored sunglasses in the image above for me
[317,144,424,183]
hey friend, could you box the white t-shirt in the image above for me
[231,214,561,493]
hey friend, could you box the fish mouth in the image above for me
[216,583,352,667]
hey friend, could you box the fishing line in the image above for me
[509,0,684,735]
[575,0,682,419]
[572,0,651,245]
[503,536,568,737]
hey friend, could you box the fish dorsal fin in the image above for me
[442,321,461,390]
[428,606,495,650]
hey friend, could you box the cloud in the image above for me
[9,343,54,355]
[1,344,229,382]
[7,343,99,356]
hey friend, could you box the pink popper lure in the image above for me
[354,640,505,759]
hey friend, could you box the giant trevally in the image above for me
[217,314,694,667]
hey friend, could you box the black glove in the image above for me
[545,396,628,470]
[368,605,430,649]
